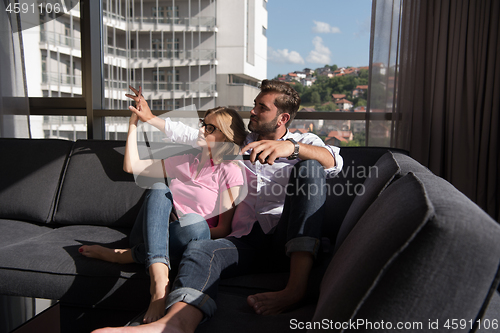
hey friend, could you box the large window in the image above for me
[24,0,375,146]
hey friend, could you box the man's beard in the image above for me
[248,114,279,135]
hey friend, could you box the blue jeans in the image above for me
[165,160,327,318]
[129,182,211,271]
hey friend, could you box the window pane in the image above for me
[102,0,219,140]
[23,1,84,139]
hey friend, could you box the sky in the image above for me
[266,0,372,79]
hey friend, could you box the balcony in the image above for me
[103,11,216,32]
[40,31,81,50]
[42,72,82,87]
[104,46,216,66]
[105,80,216,95]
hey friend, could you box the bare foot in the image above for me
[143,265,170,323]
[91,319,181,333]
[91,301,203,333]
[79,245,134,264]
[247,287,306,315]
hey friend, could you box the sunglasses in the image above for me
[199,119,220,134]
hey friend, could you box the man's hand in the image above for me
[241,140,296,165]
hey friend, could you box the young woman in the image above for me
[79,86,247,324]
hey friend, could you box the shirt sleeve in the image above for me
[164,118,199,147]
[219,162,245,191]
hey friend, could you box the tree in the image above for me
[293,82,304,94]
[311,91,321,106]
[355,98,367,108]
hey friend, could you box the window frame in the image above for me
[28,0,389,144]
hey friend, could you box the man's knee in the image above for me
[183,238,236,263]
[290,160,325,182]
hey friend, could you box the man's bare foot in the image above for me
[79,245,134,264]
[143,264,170,323]
[247,287,306,315]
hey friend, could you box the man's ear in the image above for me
[278,113,291,127]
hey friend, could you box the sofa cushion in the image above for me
[334,152,431,251]
[53,140,146,227]
[0,221,149,309]
[477,291,500,333]
[322,147,408,242]
[0,138,73,223]
[312,172,500,331]
[0,219,54,249]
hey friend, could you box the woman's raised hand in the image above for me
[126,85,155,123]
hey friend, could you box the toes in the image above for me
[247,296,256,306]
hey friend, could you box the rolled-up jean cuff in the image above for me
[146,256,171,271]
[285,237,320,258]
[130,244,141,264]
[165,287,217,322]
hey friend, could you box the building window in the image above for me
[263,0,267,10]
[165,38,179,58]
[153,70,165,83]
[152,38,162,57]
[152,6,179,22]
[167,69,180,83]
[262,26,267,37]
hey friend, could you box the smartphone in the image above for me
[223,153,270,162]
[223,155,251,160]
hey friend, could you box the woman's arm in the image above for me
[209,186,242,239]
[126,86,166,133]
[126,85,198,145]
[123,111,167,178]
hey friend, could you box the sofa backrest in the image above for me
[0,138,73,224]
[334,152,432,251]
[322,147,409,243]
[312,172,500,331]
[52,140,146,228]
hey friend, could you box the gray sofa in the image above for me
[1,138,499,333]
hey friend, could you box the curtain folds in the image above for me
[0,0,31,138]
[370,0,499,221]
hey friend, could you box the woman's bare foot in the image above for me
[143,263,171,323]
[246,286,306,316]
[92,302,203,333]
[79,245,134,264]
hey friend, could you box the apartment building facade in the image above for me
[24,0,267,140]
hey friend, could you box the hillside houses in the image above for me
[335,98,353,111]
[277,65,366,84]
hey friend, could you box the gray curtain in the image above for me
[369,0,500,222]
[0,0,31,138]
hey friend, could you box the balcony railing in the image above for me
[137,16,216,27]
[103,11,215,28]
[105,80,216,93]
[40,31,81,49]
[104,46,215,61]
[105,45,128,57]
[42,72,82,86]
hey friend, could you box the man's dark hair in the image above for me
[260,79,301,128]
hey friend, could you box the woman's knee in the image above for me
[146,182,173,201]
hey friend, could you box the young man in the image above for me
[94,80,343,333]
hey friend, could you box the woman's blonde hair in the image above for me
[204,107,247,163]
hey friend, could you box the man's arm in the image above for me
[241,139,335,169]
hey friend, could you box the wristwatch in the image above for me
[286,138,300,160]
